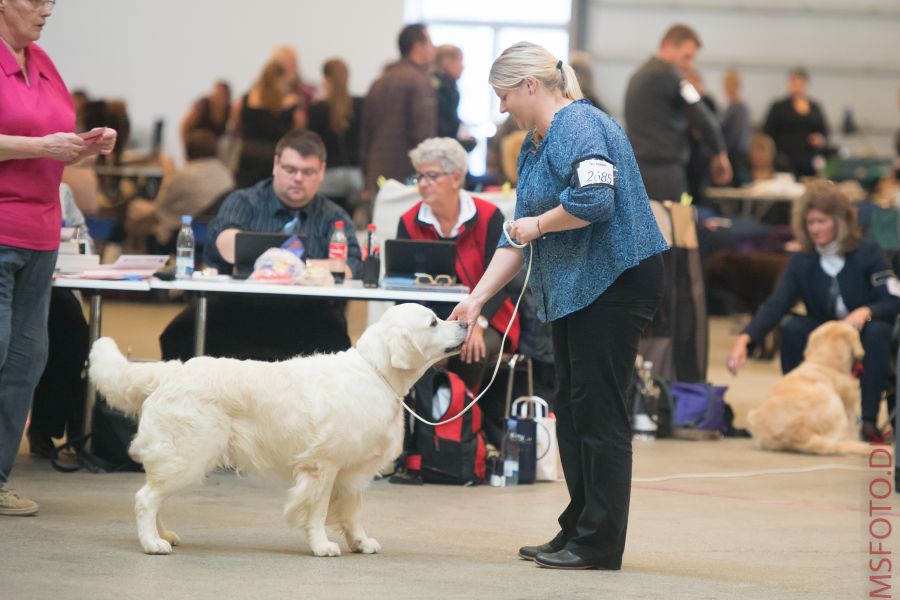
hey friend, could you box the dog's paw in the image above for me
[352,537,381,554]
[141,537,173,555]
[159,529,181,546]
[311,541,342,557]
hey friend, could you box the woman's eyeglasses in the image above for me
[414,272,455,286]
[411,171,448,185]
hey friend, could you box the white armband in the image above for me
[573,156,616,189]
[680,80,702,105]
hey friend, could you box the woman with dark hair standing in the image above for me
[763,67,829,177]
[232,60,303,189]
[307,58,364,213]
[727,181,899,441]
[181,80,231,150]
[451,42,668,570]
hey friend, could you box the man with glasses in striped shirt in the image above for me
[159,130,361,362]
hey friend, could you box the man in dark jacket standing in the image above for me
[361,24,437,201]
[433,44,476,152]
[624,24,731,202]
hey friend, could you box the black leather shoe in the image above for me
[534,549,621,570]
[518,537,566,561]
[862,421,892,443]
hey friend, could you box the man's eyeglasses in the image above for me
[279,163,321,178]
[411,171,448,185]
[28,0,56,9]
[414,272,455,286]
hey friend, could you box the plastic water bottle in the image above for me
[633,360,658,441]
[501,419,521,486]
[175,215,195,280]
[488,455,504,488]
[328,220,348,284]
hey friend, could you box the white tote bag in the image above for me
[511,396,561,482]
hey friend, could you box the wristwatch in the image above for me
[476,316,489,330]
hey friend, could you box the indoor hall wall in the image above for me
[582,0,899,156]
[39,0,406,161]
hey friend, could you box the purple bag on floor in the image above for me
[669,382,727,434]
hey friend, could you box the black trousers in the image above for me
[30,288,88,440]
[550,254,664,565]
[781,315,893,423]
[160,295,351,361]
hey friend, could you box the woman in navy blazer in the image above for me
[727,181,900,441]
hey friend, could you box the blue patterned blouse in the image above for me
[500,99,668,322]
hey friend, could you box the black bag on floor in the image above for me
[627,367,674,439]
[51,396,142,473]
[410,369,486,485]
[89,397,142,470]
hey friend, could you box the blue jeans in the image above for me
[0,245,57,486]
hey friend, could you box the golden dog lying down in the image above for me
[747,321,873,456]
[89,303,468,556]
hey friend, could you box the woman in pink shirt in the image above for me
[0,0,116,516]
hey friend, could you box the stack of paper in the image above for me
[77,255,169,280]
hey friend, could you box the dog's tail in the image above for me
[88,337,182,417]
[746,408,760,432]
[796,434,876,457]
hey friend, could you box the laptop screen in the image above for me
[233,232,294,278]
[384,239,457,279]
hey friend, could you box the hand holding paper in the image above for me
[79,127,117,156]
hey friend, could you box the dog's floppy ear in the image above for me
[359,321,420,371]
[390,334,419,371]
[356,321,388,368]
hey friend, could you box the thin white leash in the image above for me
[396,220,531,427]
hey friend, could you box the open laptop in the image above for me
[232,232,293,279]
[383,239,466,292]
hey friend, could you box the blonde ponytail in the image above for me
[558,62,582,101]
[489,41,583,100]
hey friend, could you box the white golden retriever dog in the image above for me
[747,320,871,455]
[89,303,467,557]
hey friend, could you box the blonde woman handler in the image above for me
[450,42,668,570]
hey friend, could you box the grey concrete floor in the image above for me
[1,439,880,600]
[0,307,888,599]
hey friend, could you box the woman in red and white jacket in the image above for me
[397,137,518,390]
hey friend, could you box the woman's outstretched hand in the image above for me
[448,295,483,344]
[726,333,751,376]
[844,307,872,331]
